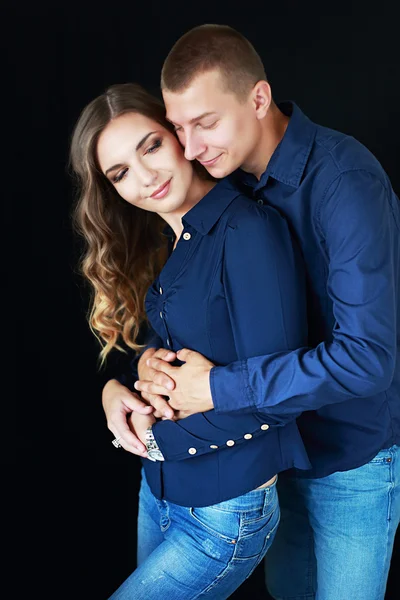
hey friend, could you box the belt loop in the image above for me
[263,486,270,514]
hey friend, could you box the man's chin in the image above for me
[204,163,232,179]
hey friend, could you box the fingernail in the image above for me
[146,359,151,366]
[166,382,174,390]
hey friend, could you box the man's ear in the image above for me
[252,80,271,119]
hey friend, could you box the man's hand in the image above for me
[102,378,154,456]
[137,347,177,419]
[134,348,215,418]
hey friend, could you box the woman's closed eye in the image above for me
[113,168,128,184]
[146,138,162,154]
[112,138,162,183]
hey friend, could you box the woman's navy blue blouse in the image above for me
[142,178,311,507]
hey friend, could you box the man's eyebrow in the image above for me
[166,112,217,126]
[104,131,157,176]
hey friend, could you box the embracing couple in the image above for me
[70,24,400,600]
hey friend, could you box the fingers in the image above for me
[145,359,176,390]
[109,418,148,457]
[135,380,172,397]
[143,366,176,391]
[135,384,175,419]
[152,348,177,362]
[176,347,194,362]
[121,392,154,415]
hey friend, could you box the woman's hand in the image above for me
[128,411,157,447]
[102,378,154,456]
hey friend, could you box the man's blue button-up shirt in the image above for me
[211,102,400,478]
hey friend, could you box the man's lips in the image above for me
[199,154,222,166]
[150,179,172,199]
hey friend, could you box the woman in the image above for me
[69,82,310,599]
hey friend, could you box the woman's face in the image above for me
[97,112,194,215]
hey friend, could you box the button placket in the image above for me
[160,298,172,349]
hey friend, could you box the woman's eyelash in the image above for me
[111,138,163,183]
[146,138,162,154]
[113,169,128,183]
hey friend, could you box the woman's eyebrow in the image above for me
[105,131,157,176]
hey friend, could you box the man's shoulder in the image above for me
[311,121,385,180]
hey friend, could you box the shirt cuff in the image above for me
[210,360,257,414]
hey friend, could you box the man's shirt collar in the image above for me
[231,102,317,192]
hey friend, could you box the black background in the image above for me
[9,2,399,599]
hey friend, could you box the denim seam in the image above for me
[194,551,237,598]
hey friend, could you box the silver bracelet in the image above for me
[144,426,165,461]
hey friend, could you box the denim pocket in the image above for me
[235,503,280,560]
[189,506,239,544]
[242,517,280,579]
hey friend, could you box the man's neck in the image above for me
[242,102,290,181]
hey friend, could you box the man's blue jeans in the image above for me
[108,472,280,599]
[265,444,400,600]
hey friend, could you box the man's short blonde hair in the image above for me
[161,24,267,102]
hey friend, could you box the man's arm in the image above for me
[212,171,398,416]
[142,172,399,419]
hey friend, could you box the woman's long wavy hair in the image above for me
[69,83,208,364]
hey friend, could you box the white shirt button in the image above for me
[210,445,218,449]
[244,433,253,440]
[261,424,270,431]
[257,199,264,205]
[159,286,163,294]
[188,447,197,455]
[183,232,191,240]
[226,440,235,447]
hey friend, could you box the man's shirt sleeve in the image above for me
[211,171,399,418]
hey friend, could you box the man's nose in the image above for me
[184,132,206,161]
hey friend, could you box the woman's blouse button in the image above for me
[188,447,197,455]
[244,433,253,440]
[210,444,218,449]
[226,440,235,447]
[260,424,270,431]
[183,232,191,241]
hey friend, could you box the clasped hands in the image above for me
[135,347,215,420]
[102,347,215,458]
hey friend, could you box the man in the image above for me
[103,24,400,600]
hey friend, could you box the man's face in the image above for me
[163,70,261,178]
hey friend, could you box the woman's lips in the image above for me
[151,179,172,199]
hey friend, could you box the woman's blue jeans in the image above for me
[265,444,400,600]
[108,472,280,599]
